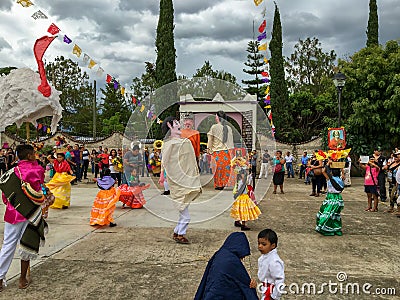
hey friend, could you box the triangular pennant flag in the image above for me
[121,87,125,95]
[47,127,51,134]
[83,53,90,63]
[17,0,34,7]
[88,59,96,69]
[37,123,43,130]
[42,125,47,132]
[267,110,273,120]
[258,20,266,33]
[96,67,104,77]
[257,32,267,41]
[31,10,47,20]
[266,94,271,100]
[254,0,263,6]
[151,114,157,121]
[157,118,163,124]
[264,105,271,109]
[261,7,266,18]
[146,110,152,119]
[262,78,270,83]
[72,44,82,57]
[47,23,60,35]
[265,100,271,105]
[261,71,269,77]
[132,96,137,105]
[265,86,270,94]
[258,43,267,51]
[140,104,145,112]
[63,35,72,44]
[113,80,119,90]
[106,74,112,83]
[264,57,269,64]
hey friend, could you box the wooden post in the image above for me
[26,123,30,142]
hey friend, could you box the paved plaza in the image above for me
[0,174,399,299]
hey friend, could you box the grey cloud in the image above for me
[119,0,217,15]
[0,37,11,50]
[0,0,12,11]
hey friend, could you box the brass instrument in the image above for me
[153,140,163,150]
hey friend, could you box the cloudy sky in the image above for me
[0,0,399,90]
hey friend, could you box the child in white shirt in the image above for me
[250,229,285,300]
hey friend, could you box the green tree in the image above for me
[131,62,157,103]
[269,2,289,140]
[100,83,131,128]
[366,0,379,47]
[45,56,95,136]
[155,0,177,89]
[339,40,400,154]
[242,40,266,106]
[285,37,337,96]
[102,112,126,135]
[0,66,17,75]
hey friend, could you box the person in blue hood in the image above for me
[194,232,258,300]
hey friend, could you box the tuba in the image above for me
[153,140,163,150]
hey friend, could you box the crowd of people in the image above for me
[1,110,399,298]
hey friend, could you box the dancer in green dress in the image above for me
[316,160,344,236]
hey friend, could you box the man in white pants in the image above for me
[259,149,271,179]
[159,116,202,244]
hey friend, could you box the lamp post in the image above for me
[333,72,346,127]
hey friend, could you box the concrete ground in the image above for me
[0,174,399,300]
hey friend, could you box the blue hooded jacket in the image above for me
[194,232,258,300]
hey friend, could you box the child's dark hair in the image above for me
[100,168,111,178]
[57,152,65,158]
[161,116,178,137]
[258,229,278,246]
[15,144,34,160]
[331,168,341,177]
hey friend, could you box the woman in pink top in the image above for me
[360,155,380,212]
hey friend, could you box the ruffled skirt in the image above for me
[90,187,121,226]
[118,184,150,209]
[316,192,344,236]
[47,172,76,209]
[230,194,261,221]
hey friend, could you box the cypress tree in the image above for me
[269,2,289,139]
[366,0,379,47]
[242,40,266,108]
[155,0,177,88]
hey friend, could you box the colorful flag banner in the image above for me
[83,53,90,64]
[106,74,112,83]
[257,31,266,41]
[258,20,266,33]
[254,0,264,6]
[47,23,60,35]
[47,127,51,134]
[264,105,271,109]
[63,35,72,44]
[265,86,270,94]
[265,94,271,100]
[264,57,269,64]
[96,67,104,77]
[258,43,267,51]
[267,110,272,120]
[43,125,47,132]
[88,59,96,69]
[151,114,157,121]
[121,87,125,95]
[157,118,163,124]
[140,104,145,112]
[37,123,43,130]
[146,110,152,119]
[113,80,119,90]
[132,96,137,105]
[262,78,270,83]
[264,99,271,105]
[31,10,47,20]
[261,71,269,77]
[17,0,34,7]
[72,44,82,57]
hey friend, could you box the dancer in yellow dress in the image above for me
[48,153,75,209]
[230,156,261,231]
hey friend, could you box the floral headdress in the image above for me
[230,156,249,174]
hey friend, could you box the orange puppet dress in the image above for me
[181,128,201,159]
[90,176,121,226]
[48,159,75,209]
